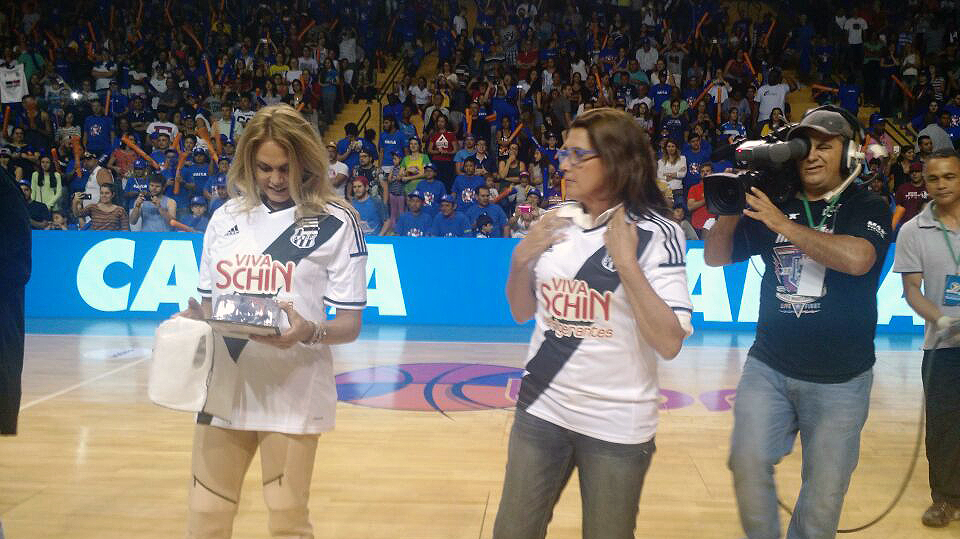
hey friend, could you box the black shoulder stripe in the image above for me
[323,296,367,307]
[330,202,368,255]
[647,211,685,265]
[644,212,681,265]
[647,211,683,262]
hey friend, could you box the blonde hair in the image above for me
[228,104,352,218]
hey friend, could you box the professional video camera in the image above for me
[704,105,868,216]
[703,126,809,215]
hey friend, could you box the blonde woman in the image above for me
[175,104,367,539]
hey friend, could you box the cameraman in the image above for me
[704,109,892,539]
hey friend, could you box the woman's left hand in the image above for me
[604,206,639,270]
[250,301,314,349]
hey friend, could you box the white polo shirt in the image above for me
[893,202,960,350]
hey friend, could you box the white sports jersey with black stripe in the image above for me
[196,198,367,434]
[519,203,693,444]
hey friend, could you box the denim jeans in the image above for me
[729,357,873,539]
[492,409,656,539]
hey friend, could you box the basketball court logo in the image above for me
[336,363,523,413]
[334,363,734,413]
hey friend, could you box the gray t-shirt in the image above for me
[893,203,960,349]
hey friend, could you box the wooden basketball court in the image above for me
[0,327,951,538]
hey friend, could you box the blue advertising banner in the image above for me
[25,231,924,333]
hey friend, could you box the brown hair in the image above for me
[568,107,669,216]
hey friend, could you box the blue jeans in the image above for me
[729,357,873,539]
[492,409,655,539]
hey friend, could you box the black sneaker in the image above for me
[922,502,960,527]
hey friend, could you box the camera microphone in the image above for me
[735,137,811,167]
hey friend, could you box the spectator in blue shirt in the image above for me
[393,191,433,237]
[122,159,151,210]
[682,132,711,193]
[465,185,508,237]
[660,99,688,143]
[720,107,747,142]
[416,164,447,216]
[472,138,496,177]
[208,174,229,215]
[430,194,472,237]
[398,105,419,141]
[180,197,210,233]
[378,116,407,164]
[838,72,862,116]
[82,100,113,157]
[350,177,389,236]
[383,95,404,125]
[452,157,485,213]
[650,74,673,111]
[541,132,559,166]
[149,133,172,165]
[454,134,478,175]
[337,122,363,171]
[184,147,213,200]
[107,80,129,117]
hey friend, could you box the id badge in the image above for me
[796,256,827,297]
[943,275,960,306]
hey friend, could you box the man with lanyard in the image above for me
[705,107,892,539]
[894,149,960,528]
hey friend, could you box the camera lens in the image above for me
[704,173,748,216]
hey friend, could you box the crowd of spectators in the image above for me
[4,0,960,239]
[1,0,439,232]
[343,0,960,239]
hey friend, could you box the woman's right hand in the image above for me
[173,297,205,320]
[513,213,567,267]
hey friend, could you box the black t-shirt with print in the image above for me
[732,185,892,383]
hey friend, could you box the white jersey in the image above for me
[197,198,367,434]
[232,109,255,139]
[146,121,179,141]
[520,203,693,444]
[0,63,27,104]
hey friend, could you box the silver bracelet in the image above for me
[306,321,327,345]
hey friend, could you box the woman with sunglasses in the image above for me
[493,107,694,539]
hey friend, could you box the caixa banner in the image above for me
[25,232,924,333]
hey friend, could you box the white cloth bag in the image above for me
[148,317,238,420]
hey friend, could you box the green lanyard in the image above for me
[800,194,841,231]
[933,204,960,274]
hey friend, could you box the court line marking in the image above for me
[19,357,148,411]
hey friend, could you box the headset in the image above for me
[797,104,866,177]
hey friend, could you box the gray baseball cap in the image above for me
[788,109,854,140]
